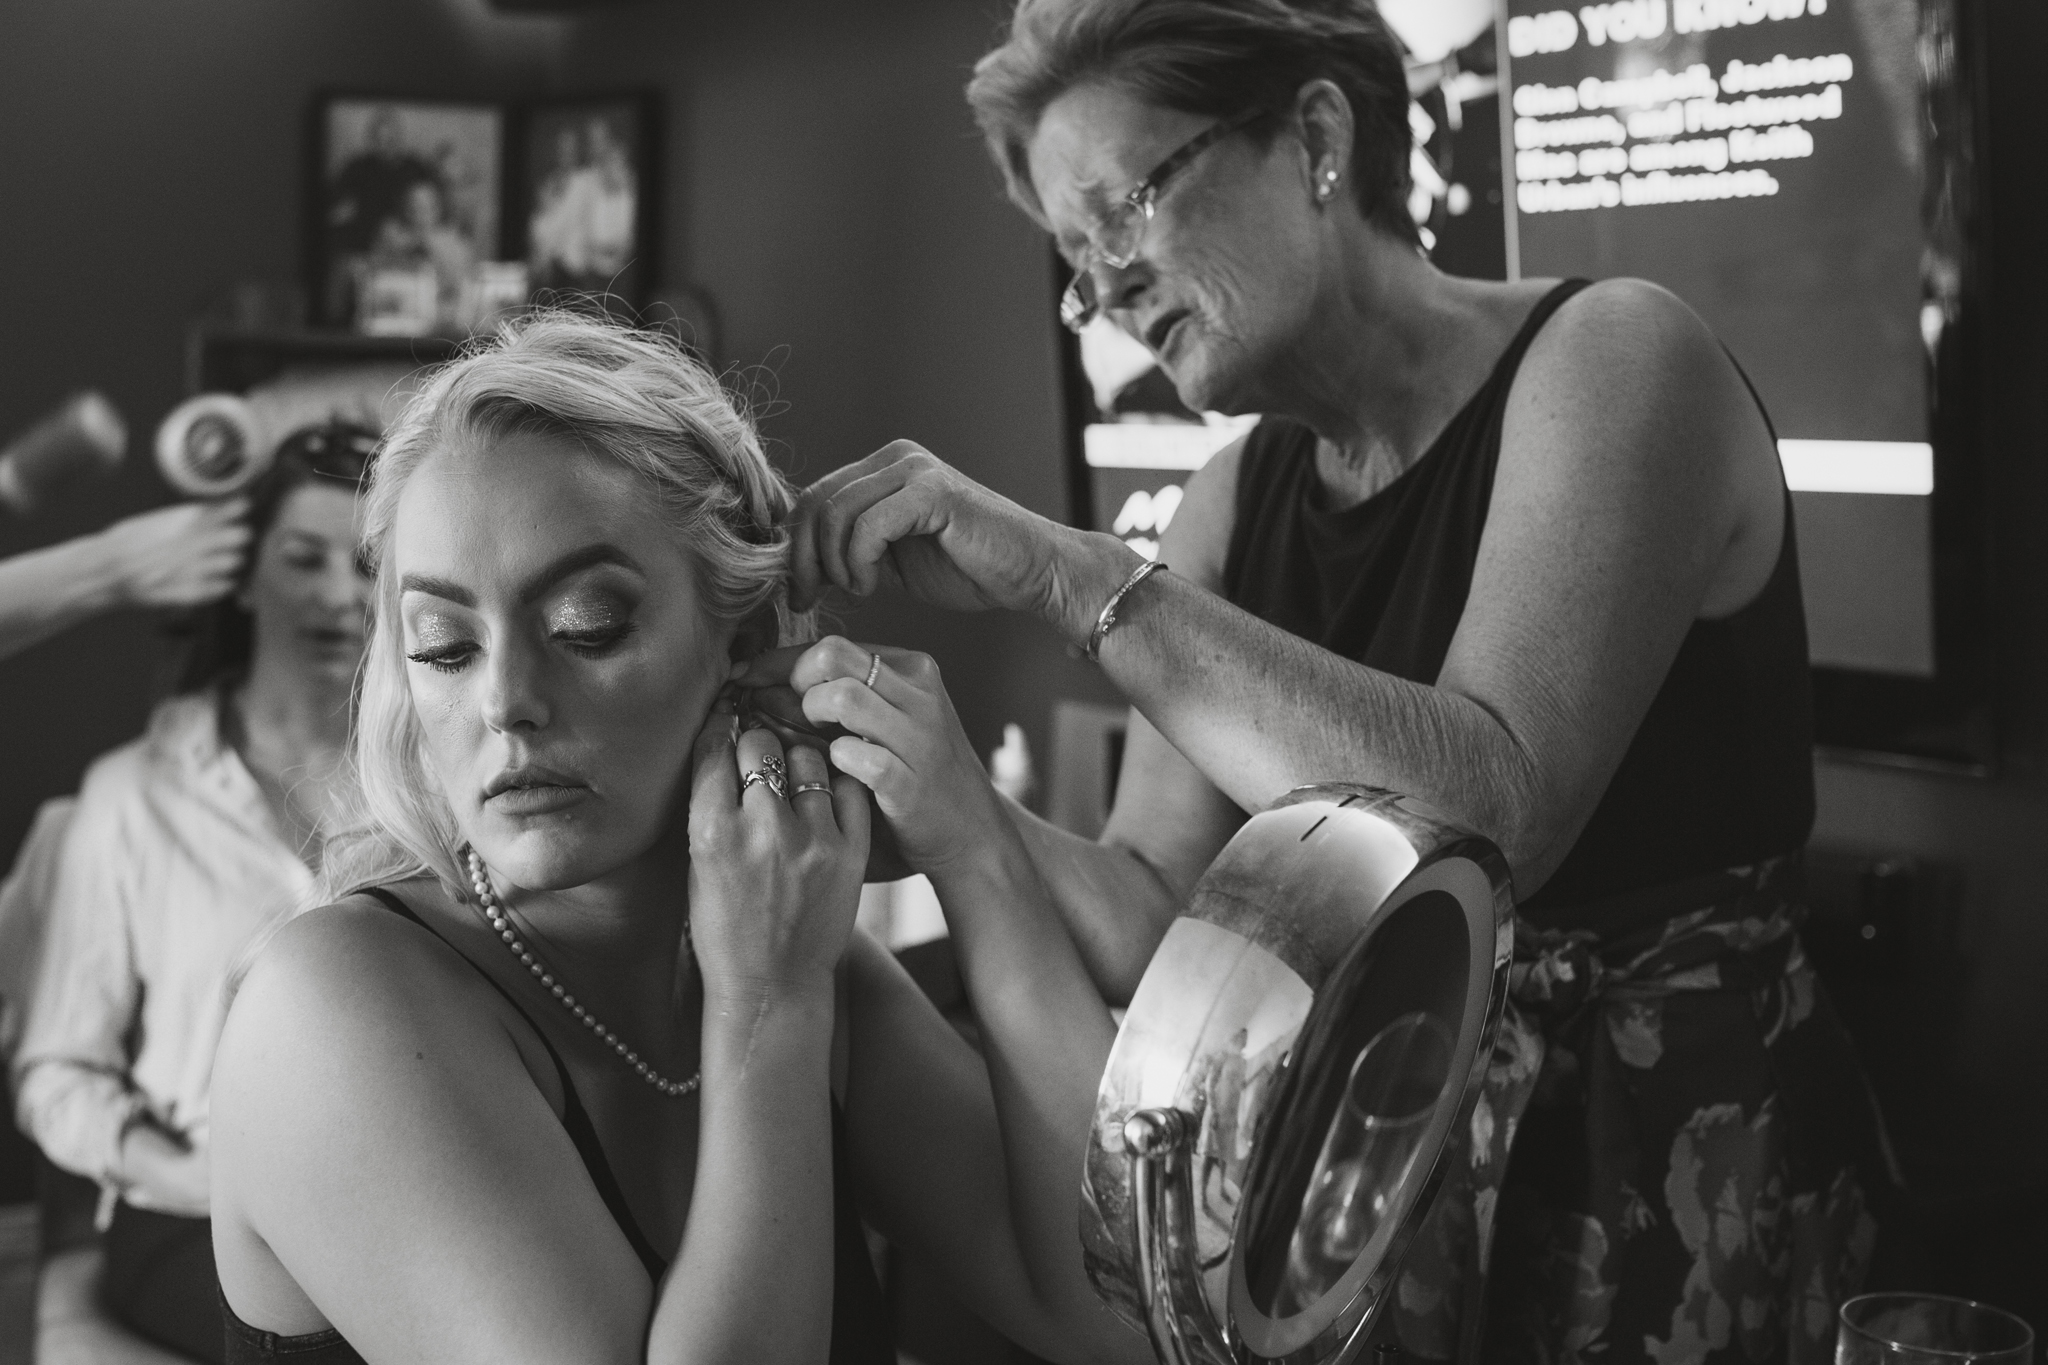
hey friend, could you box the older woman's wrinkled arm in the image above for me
[792,281,1781,900]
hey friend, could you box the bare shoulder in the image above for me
[236,889,458,1020]
[1525,277,1743,406]
[1156,431,1248,593]
[1508,276,1771,483]
[216,886,536,1123]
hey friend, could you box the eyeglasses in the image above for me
[1058,109,1264,333]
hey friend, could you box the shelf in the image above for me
[186,325,467,395]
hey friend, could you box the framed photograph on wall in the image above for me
[515,93,658,307]
[309,95,505,329]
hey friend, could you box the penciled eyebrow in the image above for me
[399,544,645,609]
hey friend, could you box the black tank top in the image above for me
[221,886,893,1365]
[1220,280,1815,928]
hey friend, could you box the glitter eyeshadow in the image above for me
[550,593,629,634]
[408,613,467,651]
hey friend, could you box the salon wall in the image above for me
[0,0,571,867]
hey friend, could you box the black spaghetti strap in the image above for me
[1511,277,1593,362]
[360,884,430,927]
[1720,344,1782,443]
[359,885,669,1281]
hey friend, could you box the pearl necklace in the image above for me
[463,847,700,1098]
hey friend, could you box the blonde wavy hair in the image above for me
[321,312,807,900]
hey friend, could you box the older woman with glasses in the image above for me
[767,0,1896,1359]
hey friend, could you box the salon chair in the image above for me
[1082,783,1513,1365]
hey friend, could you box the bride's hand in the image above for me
[745,636,1006,877]
[686,698,871,1005]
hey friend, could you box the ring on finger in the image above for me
[790,780,831,797]
[740,754,789,801]
[864,652,882,689]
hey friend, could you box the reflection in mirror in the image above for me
[1277,1012,1453,1315]
[1238,889,1471,1335]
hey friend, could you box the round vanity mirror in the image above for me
[1081,784,1512,1365]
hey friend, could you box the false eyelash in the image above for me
[405,646,473,674]
[555,621,638,654]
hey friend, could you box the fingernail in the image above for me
[728,659,747,679]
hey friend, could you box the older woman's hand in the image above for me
[754,635,1007,877]
[789,441,1131,643]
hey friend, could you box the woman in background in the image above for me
[12,425,374,1362]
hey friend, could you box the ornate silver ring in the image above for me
[740,753,789,801]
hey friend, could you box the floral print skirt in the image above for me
[1390,856,1894,1365]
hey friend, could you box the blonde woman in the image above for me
[207,316,1147,1365]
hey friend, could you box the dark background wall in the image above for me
[1806,0,2048,1206]
[0,0,2041,1319]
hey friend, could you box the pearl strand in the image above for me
[463,846,700,1099]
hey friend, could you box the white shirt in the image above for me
[11,691,317,1207]
[0,797,75,1062]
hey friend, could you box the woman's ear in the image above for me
[1294,78,1357,203]
[726,604,780,667]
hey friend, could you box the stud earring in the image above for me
[1317,168,1339,201]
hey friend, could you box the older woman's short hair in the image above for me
[968,0,1418,246]
[327,311,804,897]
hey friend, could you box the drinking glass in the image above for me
[1837,1293,2035,1365]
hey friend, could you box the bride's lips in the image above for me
[483,764,588,814]
[488,785,587,815]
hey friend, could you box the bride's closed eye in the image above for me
[405,598,642,674]
[546,591,639,657]
[406,612,477,674]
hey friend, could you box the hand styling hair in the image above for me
[323,311,808,899]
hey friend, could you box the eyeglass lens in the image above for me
[1062,202,1150,331]
[1061,271,1099,332]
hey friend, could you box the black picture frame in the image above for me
[306,93,508,329]
[511,92,661,310]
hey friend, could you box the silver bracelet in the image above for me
[1086,560,1168,662]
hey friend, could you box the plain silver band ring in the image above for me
[864,652,882,688]
[791,781,831,797]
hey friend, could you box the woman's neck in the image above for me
[229,658,354,862]
[485,836,697,1038]
[238,655,353,762]
[1255,236,1526,506]
[507,851,689,959]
